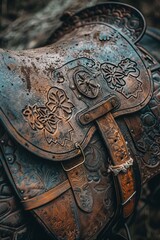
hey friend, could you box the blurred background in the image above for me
[0,0,160,50]
[0,0,160,239]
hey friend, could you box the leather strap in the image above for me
[21,180,71,210]
[62,155,93,213]
[96,113,136,218]
[79,97,136,219]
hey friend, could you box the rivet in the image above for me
[84,113,90,122]
[70,85,75,90]
[7,156,13,162]
[111,98,116,107]
[0,139,5,144]
[78,95,82,99]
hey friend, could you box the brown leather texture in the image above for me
[0,127,116,239]
[97,113,136,219]
[0,3,152,162]
[0,2,160,240]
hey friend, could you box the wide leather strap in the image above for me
[21,180,71,210]
[97,113,136,218]
[79,97,136,219]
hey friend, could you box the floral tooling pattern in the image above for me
[100,58,142,98]
[23,87,74,145]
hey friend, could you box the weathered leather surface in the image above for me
[0,131,47,240]
[0,3,159,240]
[0,127,116,240]
[48,2,146,45]
[124,37,160,185]
[0,3,152,161]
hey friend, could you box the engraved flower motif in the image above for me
[36,107,59,134]
[23,105,59,134]
[100,63,125,89]
[23,87,74,145]
[46,87,74,120]
[23,105,44,130]
[100,58,140,92]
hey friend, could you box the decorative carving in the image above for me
[74,70,100,98]
[0,123,116,239]
[66,164,93,213]
[81,133,115,239]
[23,87,74,146]
[0,128,67,199]
[54,57,96,84]
[84,133,115,213]
[0,2,157,238]
[100,58,141,98]
[53,58,99,101]
[134,71,160,168]
[0,160,34,240]
[96,113,136,218]
[84,136,108,182]
[54,57,143,104]
[50,3,145,44]
[35,191,80,240]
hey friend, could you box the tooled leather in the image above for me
[124,68,160,184]
[0,2,159,240]
[0,130,67,200]
[22,180,71,211]
[120,42,160,185]
[0,123,116,239]
[33,132,116,240]
[64,162,94,213]
[0,13,151,161]
[0,160,34,239]
[96,113,136,219]
[48,2,146,44]
[34,190,80,240]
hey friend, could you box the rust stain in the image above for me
[7,63,16,71]
[21,66,31,92]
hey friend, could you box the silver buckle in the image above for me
[61,143,85,172]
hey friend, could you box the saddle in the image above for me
[0,3,160,240]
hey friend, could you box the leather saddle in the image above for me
[0,3,159,240]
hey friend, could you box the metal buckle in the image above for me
[61,143,85,172]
